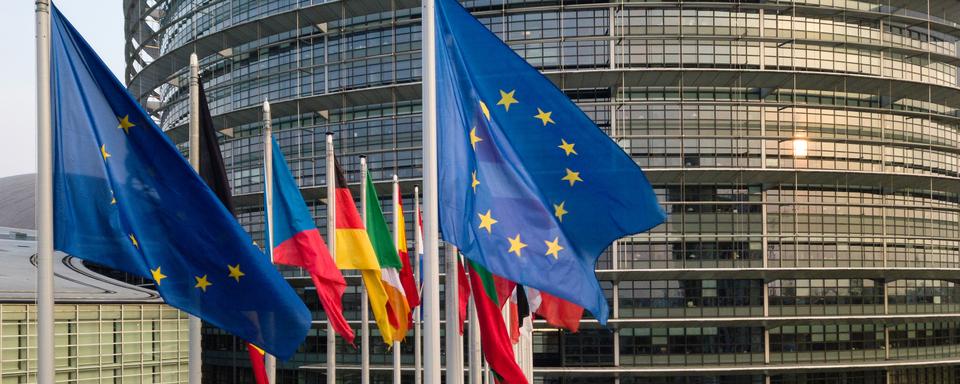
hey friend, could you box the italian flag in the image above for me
[364,173,411,341]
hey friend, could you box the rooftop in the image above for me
[0,174,160,303]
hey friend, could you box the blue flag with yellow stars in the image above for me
[435,0,666,324]
[50,6,310,359]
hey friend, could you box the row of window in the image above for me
[147,2,957,71]
[157,35,960,126]
[0,304,188,382]
[201,366,959,384]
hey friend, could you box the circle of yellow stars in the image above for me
[102,113,254,296]
[468,88,584,261]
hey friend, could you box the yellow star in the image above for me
[477,210,498,234]
[544,237,564,259]
[228,264,245,282]
[479,100,491,121]
[470,127,483,150]
[562,168,582,187]
[117,115,135,134]
[497,89,519,112]
[554,201,568,222]
[471,171,480,192]
[150,267,167,285]
[534,108,554,126]
[100,144,111,160]
[558,139,577,156]
[128,233,139,249]
[194,275,212,292]
[110,191,116,205]
[507,234,527,257]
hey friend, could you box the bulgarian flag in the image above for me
[394,191,420,319]
[333,162,395,345]
[465,260,528,384]
[363,173,411,341]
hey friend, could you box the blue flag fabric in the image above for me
[435,0,666,324]
[50,6,310,359]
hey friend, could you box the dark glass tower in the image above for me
[126,1,960,383]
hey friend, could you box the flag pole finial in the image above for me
[187,49,203,384]
[325,129,337,384]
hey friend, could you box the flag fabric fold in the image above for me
[434,0,666,324]
[247,344,270,384]
[364,173,411,342]
[50,6,309,359]
[466,260,529,384]
[527,287,584,333]
[268,138,355,344]
[195,80,286,378]
[394,195,421,321]
[333,162,394,345]
[457,255,471,335]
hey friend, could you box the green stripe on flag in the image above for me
[364,174,402,269]
[466,259,499,307]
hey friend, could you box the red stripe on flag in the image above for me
[457,258,470,334]
[335,188,365,230]
[247,343,268,384]
[466,262,528,384]
[274,229,355,344]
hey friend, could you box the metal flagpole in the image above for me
[413,186,423,384]
[359,155,371,384]
[484,360,491,384]
[262,100,277,384]
[35,1,54,383]
[468,298,481,384]
[187,52,203,384]
[392,175,402,384]
[445,245,462,384]
[421,0,442,382]
[325,133,337,384]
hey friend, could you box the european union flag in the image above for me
[435,0,666,324]
[50,6,310,358]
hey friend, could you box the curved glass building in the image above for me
[125,1,960,383]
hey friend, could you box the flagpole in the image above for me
[445,245,462,384]
[468,298,481,384]
[392,175,402,384]
[413,185,423,384]
[325,133,337,384]
[421,0,442,382]
[35,1,54,383]
[187,52,203,384]
[359,155,371,384]
[262,99,277,384]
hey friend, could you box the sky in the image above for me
[0,1,124,178]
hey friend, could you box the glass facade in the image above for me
[0,303,189,383]
[125,0,960,383]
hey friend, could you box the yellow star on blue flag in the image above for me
[434,0,666,325]
[49,6,309,359]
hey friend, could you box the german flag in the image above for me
[333,161,394,345]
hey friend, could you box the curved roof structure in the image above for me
[0,228,160,303]
[0,176,160,303]
[0,174,36,230]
